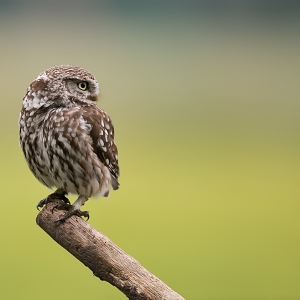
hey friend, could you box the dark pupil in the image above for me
[80,83,85,89]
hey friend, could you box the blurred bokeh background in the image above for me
[0,1,299,299]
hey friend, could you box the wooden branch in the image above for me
[36,200,185,300]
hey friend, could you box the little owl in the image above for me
[19,65,120,222]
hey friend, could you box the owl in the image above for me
[19,65,120,222]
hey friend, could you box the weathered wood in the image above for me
[36,200,185,300]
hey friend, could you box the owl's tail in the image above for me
[111,175,120,190]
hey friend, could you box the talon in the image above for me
[51,205,57,214]
[36,189,69,210]
[51,202,71,214]
[76,210,90,221]
[37,192,90,223]
[54,208,90,223]
[36,198,48,210]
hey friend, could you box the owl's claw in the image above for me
[54,205,90,223]
[51,202,71,214]
[36,190,70,211]
[36,199,46,211]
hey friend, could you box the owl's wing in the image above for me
[82,106,120,190]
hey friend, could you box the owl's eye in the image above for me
[77,82,88,91]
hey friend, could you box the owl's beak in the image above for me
[87,95,98,102]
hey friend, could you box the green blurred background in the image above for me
[0,1,299,299]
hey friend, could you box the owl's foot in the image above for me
[52,203,89,222]
[36,190,70,210]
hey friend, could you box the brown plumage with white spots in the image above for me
[19,65,120,221]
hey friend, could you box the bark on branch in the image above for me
[36,200,185,300]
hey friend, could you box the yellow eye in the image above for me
[78,82,88,91]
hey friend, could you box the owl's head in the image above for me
[25,65,100,109]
